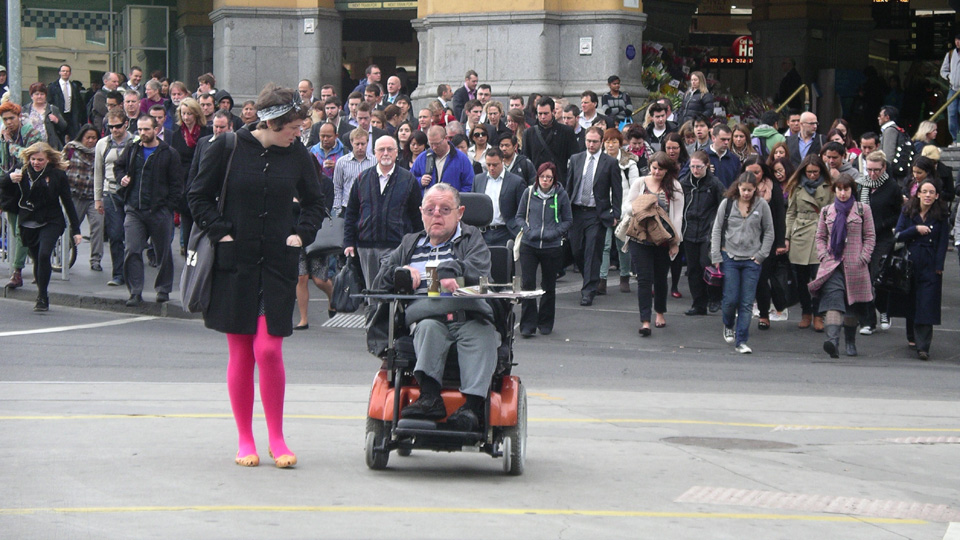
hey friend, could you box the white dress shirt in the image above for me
[484,170,505,226]
[60,79,72,113]
[378,164,395,194]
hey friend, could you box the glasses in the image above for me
[866,167,884,173]
[422,206,455,216]
[472,132,486,138]
[107,124,125,130]
[689,164,706,170]
[538,175,554,181]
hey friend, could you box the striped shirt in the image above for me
[332,151,375,212]
[409,225,462,293]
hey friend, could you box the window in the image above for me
[86,28,107,46]
[36,27,57,40]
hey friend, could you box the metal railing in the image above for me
[775,84,810,113]
[929,88,960,122]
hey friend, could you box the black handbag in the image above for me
[305,208,344,256]
[179,133,237,313]
[874,242,913,296]
[331,255,365,313]
[770,256,800,310]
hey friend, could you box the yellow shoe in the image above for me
[235,453,260,467]
[269,449,297,468]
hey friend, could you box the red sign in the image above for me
[732,36,754,58]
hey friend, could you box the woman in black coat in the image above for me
[741,156,786,329]
[892,178,949,360]
[189,85,323,469]
[677,71,715,125]
[0,142,81,310]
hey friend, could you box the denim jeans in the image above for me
[721,253,762,346]
[949,90,960,142]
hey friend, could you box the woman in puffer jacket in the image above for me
[515,161,573,338]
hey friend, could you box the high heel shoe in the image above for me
[235,453,260,467]
[269,449,297,468]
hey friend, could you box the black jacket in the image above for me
[115,139,183,212]
[451,85,472,123]
[47,79,87,136]
[856,177,902,242]
[644,121,678,152]
[188,129,324,337]
[522,121,580,180]
[678,89,715,124]
[679,170,725,243]
[472,170,527,237]
[506,153,537,185]
[307,117,354,146]
[0,168,81,236]
[343,165,423,249]
[170,124,214,172]
[786,134,825,167]
[564,151,623,227]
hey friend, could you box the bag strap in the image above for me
[525,186,532,221]
[720,197,734,241]
[216,132,238,214]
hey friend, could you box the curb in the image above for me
[2,286,203,320]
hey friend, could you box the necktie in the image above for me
[581,155,595,206]
[62,81,71,113]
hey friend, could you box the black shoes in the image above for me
[156,291,170,303]
[685,308,707,316]
[579,295,594,306]
[446,405,480,432]
[126,294,143,307]
[34,295,49,312]
[707,301,721,313]
[401,394,447,420]
[90,262,102,272]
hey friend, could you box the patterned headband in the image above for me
[256,92,303,122]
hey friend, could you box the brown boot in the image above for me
[813,315,825,332]
[619,276,631,293]
[5,269,22,289]
[798,313,812,329]
[597,279,607,295]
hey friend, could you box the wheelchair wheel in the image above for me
[397,447,412,457]
[365,418,390,470]
[50,236,78,272]
[501,384,526,476]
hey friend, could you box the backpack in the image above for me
[889,126,914,180]
[751,135,769,159]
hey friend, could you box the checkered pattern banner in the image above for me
[22,8,111,31]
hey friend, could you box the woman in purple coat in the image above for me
[808,173,876,358]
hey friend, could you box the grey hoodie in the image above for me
[710,196,774,265]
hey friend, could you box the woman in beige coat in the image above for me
[784,154,834,330]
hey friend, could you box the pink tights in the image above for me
[226,316,292,459]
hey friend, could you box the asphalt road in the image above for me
[2,255,959,538]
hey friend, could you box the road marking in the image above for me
[944,522,960,540]
[676,486,960,523]
[0,316,156,337]
[0,504,930,523]
[885,437,960,444]
[0,413,957,433]
[528,392,565,401]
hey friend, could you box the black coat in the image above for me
[522,121,580,180]
[0,168,81,236]
[786,134,825,167]
[507,153,537,185]
[451,85,471,123]
[677,89,714,124]
[171,124,214,172]
[891,211,949,325]
[472,170,527,237]
[188,129,324,337]
[564,151,622,227]
[855,178,902,242]
[679,170,725,243]
[115,139,183,212]
[47,79,87,137]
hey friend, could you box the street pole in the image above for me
[7,0,21,104]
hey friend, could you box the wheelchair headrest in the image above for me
[459,192,493,227]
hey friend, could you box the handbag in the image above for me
[305,207,344,256]
[513,187,532,261]
[769,256,800,310]
[703,265,724,287]
[331,255,365,313]
[179,132,237,313]
[873,242,913,296]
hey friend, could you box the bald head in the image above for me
[799,112,818,138]
[374,135,398,170]
[386,76,401,96]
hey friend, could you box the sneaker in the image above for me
[90,262,102,272]
[879,313,891,330]
[400,394,447,420]
[770,309,788,322]
[723,327,735,344]
[859,326,875,336]
[735,343,753,354]
[107,278,123,287]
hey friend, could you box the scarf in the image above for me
[829,197,855,258]
[801,175,823,196]
[63,141,96,200]
[181,123,201,148]
[855,170,887,204]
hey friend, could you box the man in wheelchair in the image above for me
[372,183,500,432]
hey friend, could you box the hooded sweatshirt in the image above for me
[750,124,786,155]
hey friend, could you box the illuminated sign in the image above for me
[706,56,754,66]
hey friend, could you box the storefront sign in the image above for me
[732,36,753,58]
[706,56,754,67]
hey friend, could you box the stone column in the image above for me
[210,0,342,104]
[411,0,647,106]
[641,0,697,47]
[175,0,214,85]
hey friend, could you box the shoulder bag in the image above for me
[180,132,237,313]
[514,187,532,261]
[873,241,913,296]
[305,206,345,256]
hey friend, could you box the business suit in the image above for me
[451,85,473,124]
[564,150,622,301]
[472,170,526,246]
[786,133,825,166]
[48,79,86,139]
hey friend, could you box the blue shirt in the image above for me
[409,224,462,292]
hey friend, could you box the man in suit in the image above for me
[564,126,622,306]
[472,147,526,247]
[120,66,144,97]
[48,64,86,140]
[147,104,174,145]
[522,96,580,181]
[451,70,479,123]
[786,111,824,166]
[307,97,353,146]
[339,102,388,159]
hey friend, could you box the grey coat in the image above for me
[710,197,774,265]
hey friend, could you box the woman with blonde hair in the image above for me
[171,97,212,246]
[912,120,938,155]
[677,71,714,125]
[0,142,81,310]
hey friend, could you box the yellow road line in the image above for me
[0,504,929,524]
[0,413,957,433]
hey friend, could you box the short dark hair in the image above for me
[760,111,780,127]
[365,83,381,96]
[484,147,504,160]
[580,90,599,104]
[148,104,166,115]
[625,124,647,141]
[880,105,899,122]
[711,124,732,137]
[820,141,846,155]
[787,108,802,118]
[478,83,491,92]
[562,104,580,116]
[509,94,523,104]
[357,102,372,114]
[499,133,518,146]
[365,64,379,76]
[465,69,478,79]
[436,84,449,97]
[585,126,604,139]
[212,110,232,122]
[347,91,363,102]
[324,96,342,108]
[129,66,142,75]
[105,90,123,103]
[607,75,620,84]
[464,99,482,112]
[692,115,709,127]
[537,96,555,110]
[648,102,667,115]
[197,72,215,86]
[137,114,157,128]
[860,131,879,144]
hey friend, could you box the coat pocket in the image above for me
[214,241,238,272]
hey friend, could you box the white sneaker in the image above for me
[723,327,735,344]
[735,343,753,354]
[859,326,875,335]
[770,309,788,322]
[879,313,891,330]
[752,303,760,318]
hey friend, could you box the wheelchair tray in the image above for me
[359,290,544,301]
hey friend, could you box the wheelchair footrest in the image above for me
[396,418,438,430]
[395,422,484,443]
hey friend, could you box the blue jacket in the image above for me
[410,147,474,194]
[705,146,741,188]
[343,165,423,249]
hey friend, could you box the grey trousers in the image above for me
[357,246,392,291]
[413,318,500,397]
[123,206,174,295]
[72,197,104,264]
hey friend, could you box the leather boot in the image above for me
[823,325,841,358]
[844,325,858,357]
[5,269,22,289]
[597,279,607,295]
[798,313,812,329]
[619,276,631,293]
[813,315,825,332]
